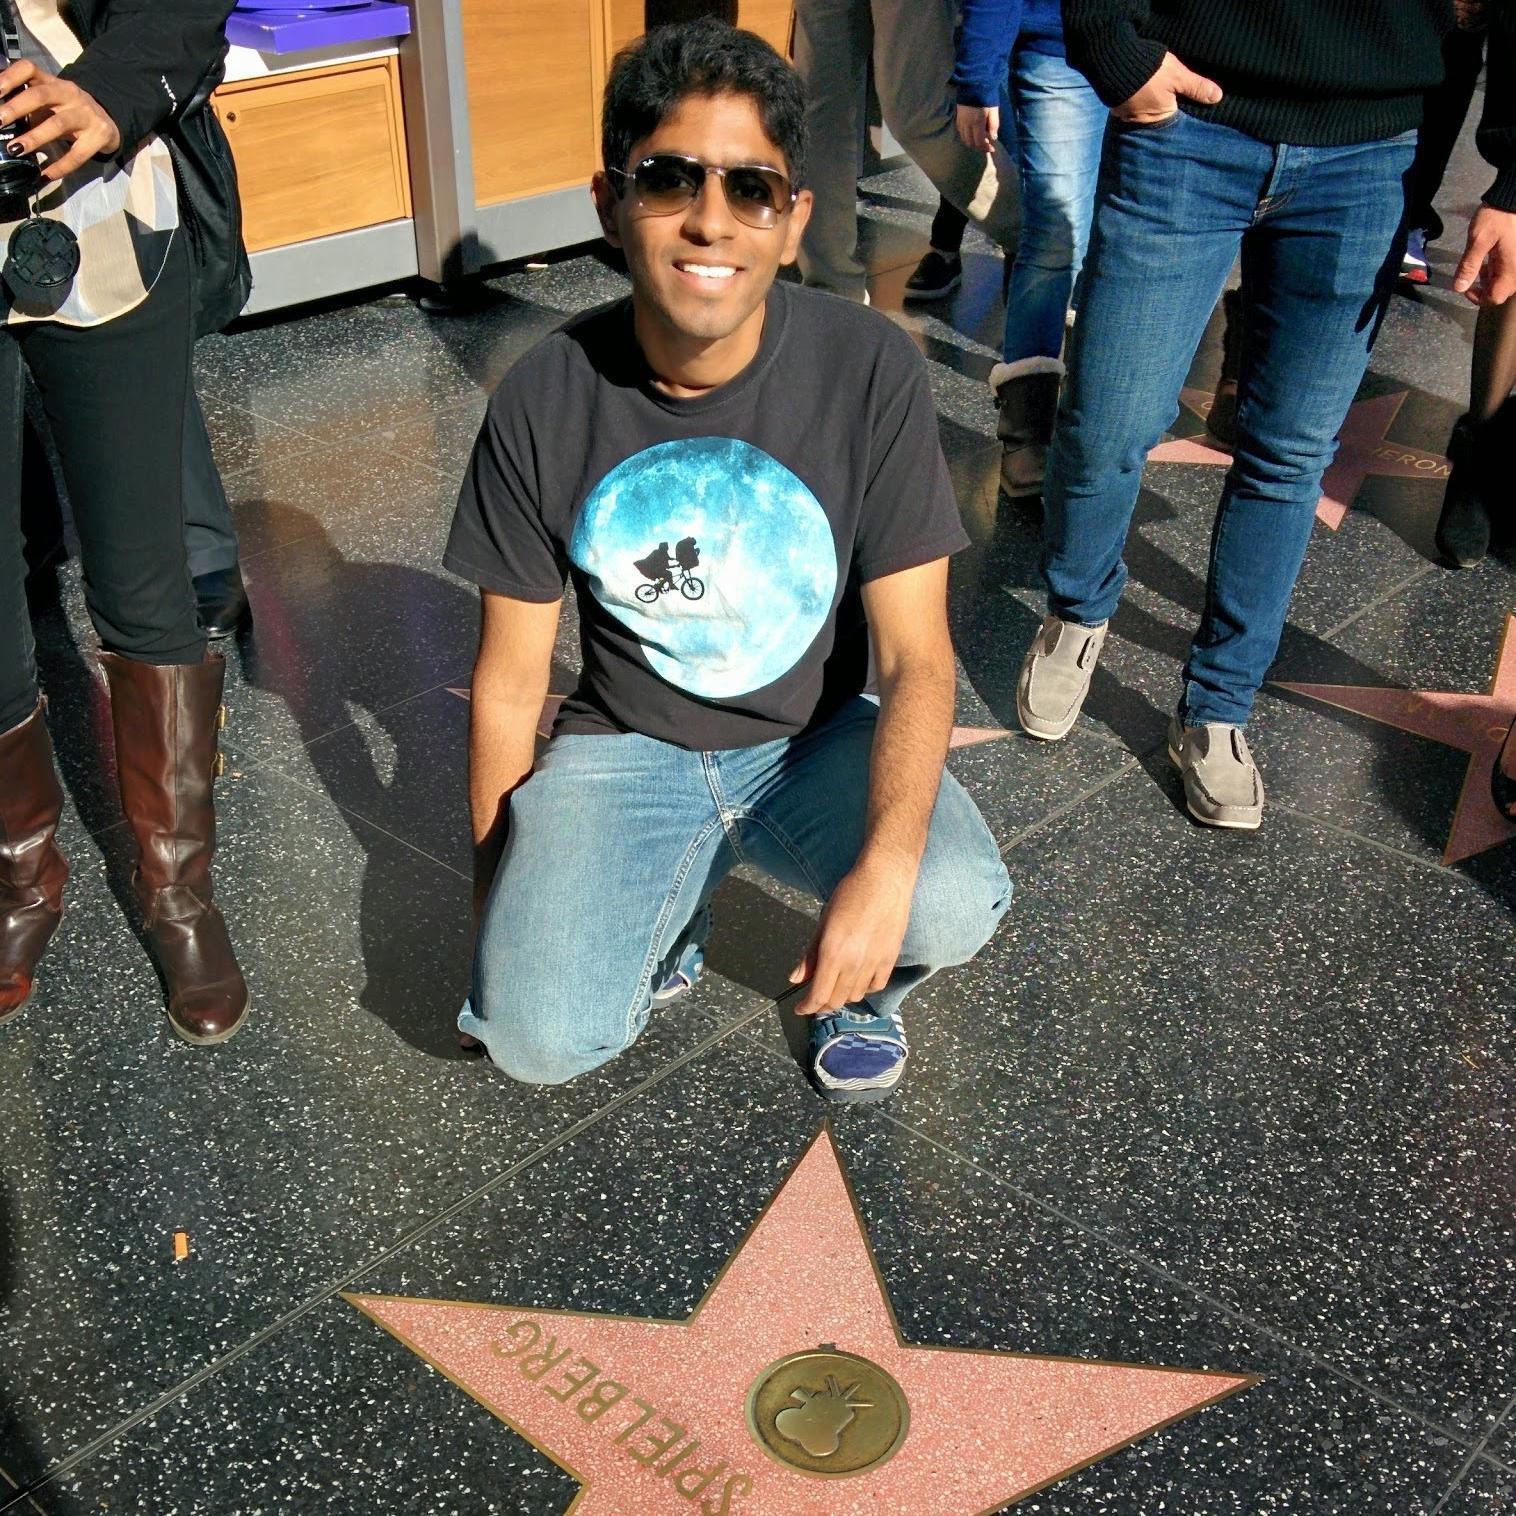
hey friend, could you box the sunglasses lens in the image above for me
[723,168,787,226]
[634,156,702,211]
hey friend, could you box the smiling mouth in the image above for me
[674,261,739,281]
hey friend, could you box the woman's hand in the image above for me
[0,59,121,182]
[955,103,999,154]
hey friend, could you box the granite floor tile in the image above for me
[194,295,487,449]
[823,767,1515,1442]
[1434,1457,1516,1514]
[25,1041,1483,1515]
[0,763,768,1488]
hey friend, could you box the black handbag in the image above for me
[165,61,252,336]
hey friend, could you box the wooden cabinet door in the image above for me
[213,59,411,253]
[464,0,604,206]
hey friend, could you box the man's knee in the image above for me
[904,849,1013,970]
[468,974,637,1087]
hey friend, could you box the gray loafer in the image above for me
[1016,615,1108,741]
[1167,718,1264,830]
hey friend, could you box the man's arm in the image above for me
[469,589,562,916]
[1454,3,1516,306]
[790,558,957,1017]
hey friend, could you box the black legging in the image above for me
[0,232,204,733]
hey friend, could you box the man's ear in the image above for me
[778,187,813,268]
[591,172,623,248]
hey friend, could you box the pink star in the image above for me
[1149,389,1450,531]
[348,1129,1254,1513]
[950,724,1011,748]
[1275,613,1516,865]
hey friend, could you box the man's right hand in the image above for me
[1112,51,1223,125]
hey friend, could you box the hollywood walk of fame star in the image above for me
[1149,389,1450,531]
[446,684,1012,751]
[347,1129,1255,1514]
[1275,612,1516,865]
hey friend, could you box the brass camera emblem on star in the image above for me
[745,1347,910,1477]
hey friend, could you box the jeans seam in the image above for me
[620,811,727,1050]
[701,752,753,867]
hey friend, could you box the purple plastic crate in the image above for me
[225,2,411,54]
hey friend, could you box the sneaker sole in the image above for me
[1167,742,1263,831]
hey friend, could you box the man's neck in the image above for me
[633,297,768,399]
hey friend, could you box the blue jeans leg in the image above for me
[1001,46,1105,364]
[1042,113,1251,627]
[1181,131,1417,726]
[461,732,735,1085]
[731,698,1012,1023]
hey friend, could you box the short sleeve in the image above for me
[443,368,568,602]
[852,340,970,583]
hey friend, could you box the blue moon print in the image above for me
[569,437,838,700]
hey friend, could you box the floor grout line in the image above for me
[1269,800,1468,878]
[993,755,1143,857]
[4,1000,770,1511]
[1429,1394,1516,1511]
[1312,561,1438,645]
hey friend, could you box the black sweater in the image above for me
[1062,0,1516,211]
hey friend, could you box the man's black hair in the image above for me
[601,19,807,187]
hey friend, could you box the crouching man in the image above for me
[444,20,1010,1102]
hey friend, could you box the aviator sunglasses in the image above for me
[606,153,796,230]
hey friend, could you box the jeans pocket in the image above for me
[1113,108,1184,133]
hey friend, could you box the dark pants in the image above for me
[1408,29,1485,239]
[0,234,205,734]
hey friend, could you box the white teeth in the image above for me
[679,264,736,279]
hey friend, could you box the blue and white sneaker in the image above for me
[1400,226,1430,285]
[808,1005,908,1104]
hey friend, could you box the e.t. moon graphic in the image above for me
[569,437,837,700]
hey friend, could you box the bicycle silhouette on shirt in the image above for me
[633,536,705,602]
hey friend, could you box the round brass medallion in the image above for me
[745,1347,910,1478]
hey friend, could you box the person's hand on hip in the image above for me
[1112,51,1223,125]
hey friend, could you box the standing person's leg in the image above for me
[0,336,68,1019]
[793,0,872,299]
[903,196,969,301]
[733,698,1010,1102]
[23,237,248,1043]
[1437,294,1516,565]
[871,0,1020,254]
[462,731,736,1085]
[991,43,1105,499]
[1172,129,1417,823]
[1019,114,1250,742]
[182,388,252,637]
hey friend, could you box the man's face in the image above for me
[594,91,811,346]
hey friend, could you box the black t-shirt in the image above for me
[444,281,968,751]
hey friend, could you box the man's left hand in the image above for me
[0,59,121,183]
[1453,205,1516,306]
[790,857,914,1017]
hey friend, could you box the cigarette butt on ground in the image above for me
[173,1232,190,1263]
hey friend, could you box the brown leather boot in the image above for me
[0,699,68,1021]
[100,651,248,1044]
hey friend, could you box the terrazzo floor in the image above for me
[1,115,1512,1513]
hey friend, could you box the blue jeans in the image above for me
[1001,46,1104,364]
[459,698,1011,1085]
[1042,112,1416,726]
